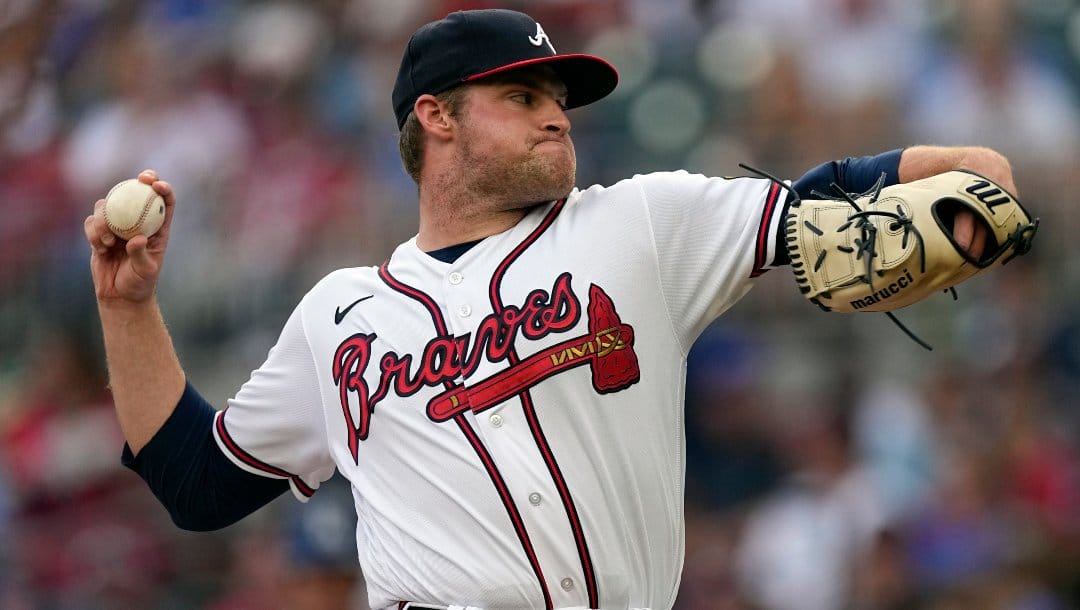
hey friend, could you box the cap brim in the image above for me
[465,54,619,110]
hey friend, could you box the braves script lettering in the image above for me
[333,272,585,462]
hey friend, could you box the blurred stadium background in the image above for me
[2,0,1080,608]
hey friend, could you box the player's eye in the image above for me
[509,89,567,111]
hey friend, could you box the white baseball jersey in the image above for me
[213,171,786,610]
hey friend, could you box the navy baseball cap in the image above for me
[392,9,619,129]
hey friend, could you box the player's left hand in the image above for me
[952,209,988,260]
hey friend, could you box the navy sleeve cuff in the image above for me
[774,148,905,266]
[122,381,290,531]
[792,148,904,201]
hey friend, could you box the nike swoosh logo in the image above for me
[334,295,373,325]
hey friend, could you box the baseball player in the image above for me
[84,9,1033,610]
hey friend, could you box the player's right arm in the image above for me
[85,170,291,530]
[84,169,185,454]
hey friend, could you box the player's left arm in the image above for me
[791,145,1015,198]
[897,145,1016,195]
[897,146,1017,259]
[783,145,1014,262]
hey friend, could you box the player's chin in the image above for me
[509,148,574,198]
[541,167,576,202]
[545,152,577,191]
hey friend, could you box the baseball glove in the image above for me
[742,166,1038,348]
[785,168,1036,311]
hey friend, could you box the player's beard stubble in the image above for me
[454,122,577,212]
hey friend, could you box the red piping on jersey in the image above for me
[378,262,555,609]
[455,414,553,610]
[487,199,567,309]
[751,181,783,278]
[488,198,601,609]
[379,260,450,336]
[214,411,315,497]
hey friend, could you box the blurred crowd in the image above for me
[2,0,1080,608]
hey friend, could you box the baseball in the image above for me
[103,179,166,240]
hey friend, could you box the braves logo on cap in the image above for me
[528,23,555,53]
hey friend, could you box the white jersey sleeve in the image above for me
[213,302,337,501]
[634,170,785,348]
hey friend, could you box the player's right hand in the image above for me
[84,169,176,304]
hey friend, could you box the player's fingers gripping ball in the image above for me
[103,179,166,240]
[786,170,1038,313]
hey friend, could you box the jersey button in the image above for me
[560,577,574,591]
[458,304,472,317]
[489,414,503,428]
[449,272,463,285]
[528,492,542,506]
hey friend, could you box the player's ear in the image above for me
[414,94,455,141]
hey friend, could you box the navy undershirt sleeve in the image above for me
[773,148,904,266]
[791,148,903,201]
[121,382,290,531]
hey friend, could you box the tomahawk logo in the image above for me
[528,22,555,53]
[427,284,639,422]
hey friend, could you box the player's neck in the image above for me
[415,185,532,251]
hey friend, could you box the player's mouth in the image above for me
[532,137,569,149]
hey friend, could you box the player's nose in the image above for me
[541,100,571,135]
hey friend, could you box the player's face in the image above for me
[452,67,576,208]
